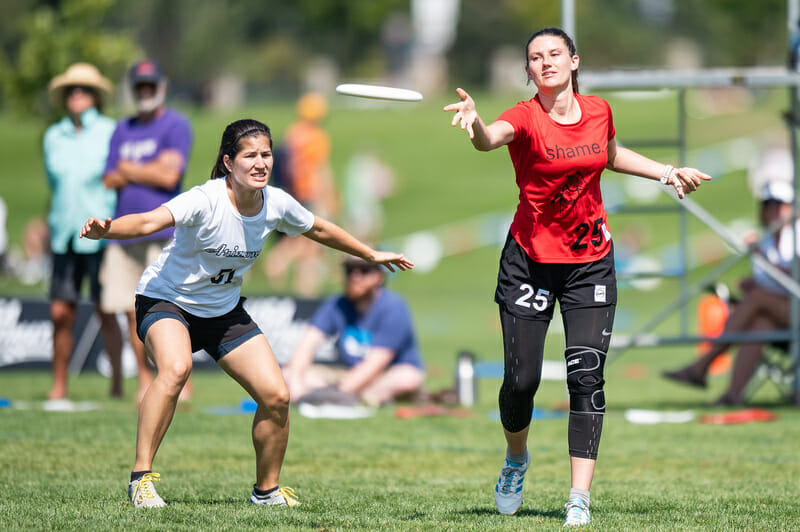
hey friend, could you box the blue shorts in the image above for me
[135,295,262,361]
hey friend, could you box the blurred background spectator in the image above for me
[663,179,800,406]
[264,93,339,297]
[42,62,123,401]
[100,59,194,405]
[282,256,425,406]
[342,149,396,243]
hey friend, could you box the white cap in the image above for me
[760,180,794,204]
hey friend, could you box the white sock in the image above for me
[569,487,590,507]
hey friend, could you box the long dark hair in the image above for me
[210,119,273,179]
[525,27,579,94]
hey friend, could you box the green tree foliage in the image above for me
[1,0,140,118]
[0,0,792,115]
[450,0,789,86]
[106,0,407,99]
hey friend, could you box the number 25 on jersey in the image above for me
[515,283,551,311]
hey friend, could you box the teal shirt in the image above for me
[43,107,117,254]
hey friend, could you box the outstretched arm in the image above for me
[80,206,175,240]
[302,216,413,272]
[443,88,514,151]
[606,138,712,199]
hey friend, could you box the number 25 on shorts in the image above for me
[515,283,551,311]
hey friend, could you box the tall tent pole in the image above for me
[562,0,576,42]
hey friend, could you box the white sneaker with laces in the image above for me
[563,497,591,526]
[128,472,166,508]
[250,486,301,507]
[493,453,529,514]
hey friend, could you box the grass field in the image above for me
[1,371,799,530]
[1,87,800,529]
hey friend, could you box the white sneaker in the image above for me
[250,486,301,507]
[128,472,166,508]
[494,453,529,514]
[563,497,591,526]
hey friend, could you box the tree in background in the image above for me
[0,0,140,118]
[449,0,788,87]
[0,0,792,116]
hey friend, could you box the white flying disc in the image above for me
[336,83,423,102]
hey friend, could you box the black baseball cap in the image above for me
[129,59,163,86]
[343,256,382,273]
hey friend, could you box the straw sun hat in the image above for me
[48,62,113,108]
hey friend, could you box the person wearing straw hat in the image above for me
[43,62,123,401]
[100,59,194,406]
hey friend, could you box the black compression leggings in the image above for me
[498,304,615,459]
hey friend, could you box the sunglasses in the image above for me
[65,85,94,95]
[344,264,380,276]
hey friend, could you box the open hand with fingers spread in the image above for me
[80,217,112,240]
[444,88,479,139]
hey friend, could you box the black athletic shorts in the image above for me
[495,233,617,321]
[135,295,262,361]
[50,247,105,303]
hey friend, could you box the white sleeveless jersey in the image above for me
[753,219,800,295]
[137,179,314,317]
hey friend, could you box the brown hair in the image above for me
[210,119,272,179]
[525,27,579,94]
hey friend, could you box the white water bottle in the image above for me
[455,351,476,407]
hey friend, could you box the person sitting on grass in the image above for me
[282,256,425,407]
[80,118,413,509]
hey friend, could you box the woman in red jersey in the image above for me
[444,27,710,526]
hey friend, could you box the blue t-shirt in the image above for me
[310,289,424,370]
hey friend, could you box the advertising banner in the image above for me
[0,296,333,375]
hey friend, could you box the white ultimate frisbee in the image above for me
[335,83,423,102]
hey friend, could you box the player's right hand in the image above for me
[444,88,479,139]
[80,217,112,240]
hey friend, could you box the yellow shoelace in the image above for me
[279,486,301,507]
[136,472,161,501]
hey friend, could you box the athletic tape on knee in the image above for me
[565,345,606,414]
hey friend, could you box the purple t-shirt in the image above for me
[310,289,424,370]
[105,108,192,243]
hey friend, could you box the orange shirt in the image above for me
[499,93,615,263]
[285,121,331,204]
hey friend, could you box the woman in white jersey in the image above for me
[80,118,413,509]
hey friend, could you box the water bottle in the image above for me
[455,351,477,407]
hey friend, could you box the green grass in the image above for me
[1,370,799,530]
[1,87,800,529]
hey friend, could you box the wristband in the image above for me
[660,164,674,185]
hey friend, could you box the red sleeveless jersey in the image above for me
[498,93,614,263]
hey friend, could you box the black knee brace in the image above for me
[565,345,606,459]
[565,345,606,414]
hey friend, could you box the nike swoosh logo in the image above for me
[601,329,612,336]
